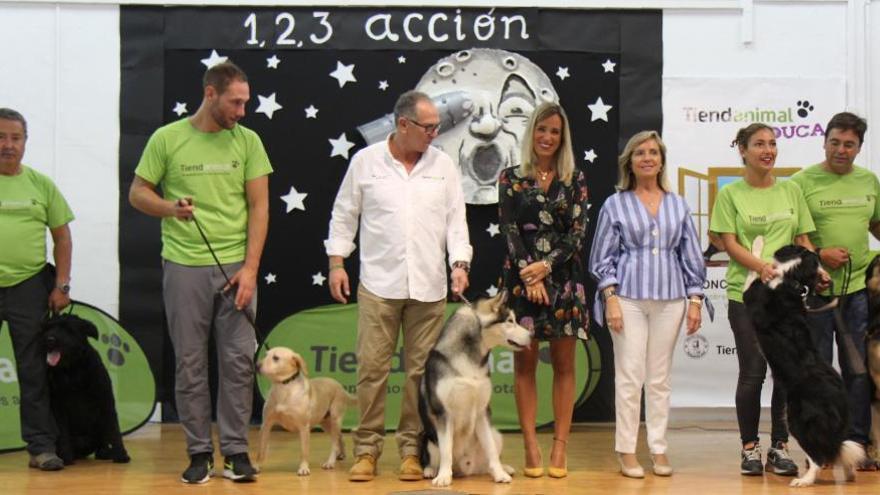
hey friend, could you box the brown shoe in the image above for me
[28,452,64,471]
[349,454,376,482]
[398,455,422,481]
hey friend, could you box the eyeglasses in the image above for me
[407,119,441,135]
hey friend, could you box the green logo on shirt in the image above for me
[748,209,793,225]
[0,199,35,212]
[179,162,236,176]
[818,197,869,209]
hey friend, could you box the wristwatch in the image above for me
[56,282,70,294]
[452,261,470,273]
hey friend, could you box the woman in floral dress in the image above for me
[499,102,589,479]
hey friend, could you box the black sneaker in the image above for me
[181,452,214,484]
[766,441,798,476]
[741,444,763,476]
[223,453,257,482]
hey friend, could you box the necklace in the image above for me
[537,168,552,181]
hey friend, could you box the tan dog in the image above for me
[256,347,356,476]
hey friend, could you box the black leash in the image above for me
[189,209,265,344]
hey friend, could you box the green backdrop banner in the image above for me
[0,302,156,451]
[256,303,602,430]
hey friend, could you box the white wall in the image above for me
[0,2,119,315]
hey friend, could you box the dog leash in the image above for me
[831,259,868,377]
[186,204,266,344]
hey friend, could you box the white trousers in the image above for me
[609,297,686,454]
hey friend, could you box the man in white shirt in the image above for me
[325,90,472,482]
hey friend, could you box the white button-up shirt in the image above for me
[325,139,472,302]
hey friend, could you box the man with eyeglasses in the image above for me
[791,112,880,470]
[325,90,472,482]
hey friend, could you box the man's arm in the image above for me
[48,223,72,312]
[228,175,269,310]
[128,176,193,220]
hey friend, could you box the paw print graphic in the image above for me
[101,333,131,366]
[797,100,814,118]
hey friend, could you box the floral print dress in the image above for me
[498,166,590,340]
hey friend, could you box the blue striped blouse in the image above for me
[589,191,707,322]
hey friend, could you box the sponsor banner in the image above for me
[257,303,601,429]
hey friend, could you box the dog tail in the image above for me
[838,440,866,469]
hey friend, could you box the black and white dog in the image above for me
[743,245,864,486]
[43,313,130,465]
[417,291,530,487]
[862,255,880,462]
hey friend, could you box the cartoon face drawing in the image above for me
[416,49,559,204]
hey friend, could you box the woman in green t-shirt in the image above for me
[709,123,817,477]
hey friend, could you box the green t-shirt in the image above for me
[790,164,880,295]
[134,119,273,266]
[0,166,74,287]
[710,179,815,302]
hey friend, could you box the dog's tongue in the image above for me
[46,351,61,367]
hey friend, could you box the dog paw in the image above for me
[492,469,513,483]
[790,477,813,488]
[336,451,346,461]
[503,464,515,475]
[321,460,336,470]
[431,471,453,487]
[423,467,436,478]
[297,464,311,476]
[112,452,131,464]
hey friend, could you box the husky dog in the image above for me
[863,255,880,462]
[744,245,865,487]
[418,291,531,487]
[256,346,356,476]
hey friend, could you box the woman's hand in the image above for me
[520,261,550,286]
[605,296,623,333]
[760,262,778,284]
[524,281,550,306]
[685,301,701,335]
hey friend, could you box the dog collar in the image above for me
[280,370,300,385]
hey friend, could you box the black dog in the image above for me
[743,245,863,486]
[43,313,130,465]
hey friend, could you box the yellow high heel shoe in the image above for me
[548,437,568,478]
[523,466,545,478]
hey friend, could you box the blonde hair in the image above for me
[616,130,671,191]
[518,102,575,185]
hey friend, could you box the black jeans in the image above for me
[805,290,871,445]
[0,269,58,455]
[728,301,788,446]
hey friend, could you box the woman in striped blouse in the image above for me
[589,130,706,478]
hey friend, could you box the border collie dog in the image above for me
[743,245,864,487]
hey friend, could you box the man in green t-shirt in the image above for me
[0,108,74,471]
[129,62,272,484]
[791,112,878,469]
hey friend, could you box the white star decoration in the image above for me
[486,285,499,297]
[304,105,319,119]
[266,55,281,69]
[397,55,406,64]
[255,93,283,119]
[486,223,500,237]
[555,67,570,81]
[200,50,227,69]
[329,61,357,88]
[588,97,613,122]
[584,149,598,163]
[312,272,326,286]
[264,273,277,285]
[378,80,389,91]
[280,186,307,213]
[329,133,356,159]
[602,59,617,73]
[172,102,188,117]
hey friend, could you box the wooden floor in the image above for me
[1,422,878,494]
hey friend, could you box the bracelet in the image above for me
[602,288,617,301]
[541,259,552,273]
[452,260,470,273]
[688,297,703,307]
[329,263,344,271]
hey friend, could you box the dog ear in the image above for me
[492,289,509,311]
[292,353,309,377]
[75,316,99,340]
